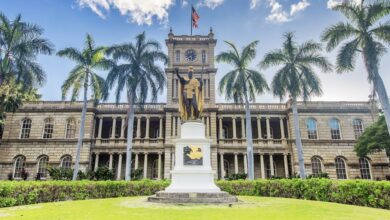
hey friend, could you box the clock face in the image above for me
[185,49,197,62]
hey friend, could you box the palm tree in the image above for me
[260,32,332,179]
[104,32,167,181]
[216,41,269,180]
[57,34,110,181]
[322,0,390,135]
[0,13,53,87]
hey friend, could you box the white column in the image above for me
[206,117,210,137]
[241,116,245,138]
[157,153,162,180]
[260,153,265,179]
[143,153,148,179]
[136,117,141,138]
[109,153,113,170]
[234,153,238,174]
[145,116,150,138]
[98,117,103,139]
[280,117,285,139]
[94,153,100,171]
[177,117,181,137]
[219,117,224,139]
[270,154,275,177]
[111,117,116,139]
[266,117,271,139]
[257,117,262,139]
[120,117,126,138]
[172,117,176,137]
[135,153,139,169]
[244,153,248,174]
[232,117,237,139]
[116,153,122,180]
[159,117,163,138]
[220,153,225,179]
[284,153,289,178]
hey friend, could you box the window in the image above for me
[20,118,32,139]
[60,155,72,169]
[151,160,158,179]
[13,155,26,179]
[43,118,54,139]
[65,118,76,139]
[359,158,371,180]
[329,118,341,140]
[37,155,49,178]
[175,50,180,63]
[0,124,3,139]
[311,156,322,176]
[335,157,347,179]
[353,119,364,139]
[306,118,318,139]
[223,159,230,178]
[201,50,207,64]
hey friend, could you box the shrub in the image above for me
[131,169,143,180]
[90,167,115,181]
[0,180,170,208]
[226,173,247,180]
[216,179,390,209]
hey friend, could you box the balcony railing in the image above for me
[93,138,164,147]
[219,138,287,147]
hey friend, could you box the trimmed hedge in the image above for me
[217,179,390,209]
[0,180,169,208]
[0,179,389,209]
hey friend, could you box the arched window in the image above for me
[151,159,159,179]
[65,118,76,139]
[37,155,49,179]
[335,157,347,179]
[223,159,230,178]
[311,156,322,176]
[43,118,54,139]
[201,50,207,64]
[353,119,364,139]
[13,155,26,179]
[20,118,32,139]
[306,118,318,139]
[359,158,371,180]
[175,50,180,63]
[329,118,341,140]
[60,155,72,169]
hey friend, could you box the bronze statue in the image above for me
[175,67,204,120]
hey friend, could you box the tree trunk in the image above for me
[362,52,390,136]
[292,99,306,179]
[72,73,89,181]
[125,91,135,181]
[244,96,254,180]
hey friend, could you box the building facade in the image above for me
[0,30,389,180]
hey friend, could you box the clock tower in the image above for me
[165,28,217,107]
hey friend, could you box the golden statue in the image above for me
[175,67,204,120]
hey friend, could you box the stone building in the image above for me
[0,30,389,180]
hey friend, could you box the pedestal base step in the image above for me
[147,191,238,204]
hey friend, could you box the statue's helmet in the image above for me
[188,66,194,73]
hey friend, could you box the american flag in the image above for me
[192,6,200,28]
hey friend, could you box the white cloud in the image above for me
[182,0,188,7]
[250,0,261,9]
[198,0,225,10]
[77,0,175,25]
[290,0,310,16]
[327,0,362,9]
[266,0,310,23]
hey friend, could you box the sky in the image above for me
[0,0,389,103]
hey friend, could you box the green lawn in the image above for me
[0,196,389,220]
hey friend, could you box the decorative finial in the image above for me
[170,27,173,34]
[210,27,213,34]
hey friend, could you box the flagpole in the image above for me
[190,4,193,36]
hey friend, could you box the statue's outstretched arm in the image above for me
[175,68,185,84]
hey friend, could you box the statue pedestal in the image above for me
[148,121,237,203]
[165,121,220,193]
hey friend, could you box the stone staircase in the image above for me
[148,191,238,204]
